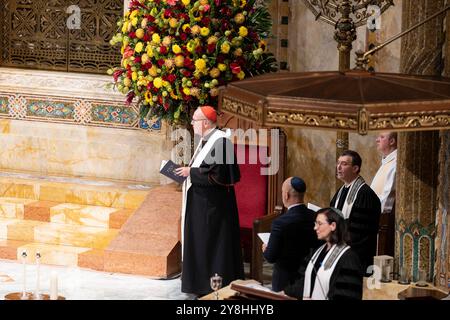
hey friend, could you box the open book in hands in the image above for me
[160,160,186,184]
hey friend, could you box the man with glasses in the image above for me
[330,150,381,275]
[175,106,244,296]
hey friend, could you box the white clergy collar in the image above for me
[382,149,397,165]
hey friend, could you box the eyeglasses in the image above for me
[191,118,207,124]
[314,221,329,227]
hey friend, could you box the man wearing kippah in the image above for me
[176,106,244,296]
[262,177,321,292]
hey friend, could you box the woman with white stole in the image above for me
[284,208,363,300]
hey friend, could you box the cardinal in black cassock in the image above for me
[177,106,244,296]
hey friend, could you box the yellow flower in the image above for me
[207,36,218,45]
[191,25,201,35]
[149,66,158,77]
[162,36,172,47]
[130,10,139,19]
[121,21,128,33]
[183,87,190,95]
[200,27,210,37]
[172,44,181,54]
[169,18,178,28]
[237,71,245,80]
[195,58,207,71]
[132,72,138,81]
[131,17,138,27]
[209,68,220,78]
[123,77,131,87]
[145,91,153,103]
[182,0,190,5]
[153,77,163,89]
[187,40,197,53]
[141,54,150,64]
[239,26,248,37]
[146,44,154,57]
[135,42,144,53]
[234,13,245,24]
[220,42,230,54]
[182,24,190,32]
[175,55,185,67]
[152,33,161,44]
[218,63,227,71]
[136,28,145,39]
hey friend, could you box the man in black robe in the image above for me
[330,150,381,275]
[176,106,244,296]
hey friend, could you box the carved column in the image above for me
[396,0,445,282]
[434,5,450,291]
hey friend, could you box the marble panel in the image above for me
[0,120,171,184]
[0,198,36,219]
[5,219,41,242]
[0,240,28,260]
[33,224,118,249]
[24,201,58,222]
[108,209,134,229]
[285,128,336,207]
[49,203,118,228]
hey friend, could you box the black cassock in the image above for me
[330,184,381,274]
[181,135,244,295]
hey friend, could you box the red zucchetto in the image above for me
[199,106,217,122]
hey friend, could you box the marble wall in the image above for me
[0,119,172,184]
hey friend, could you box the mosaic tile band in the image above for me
[0,92,161,132]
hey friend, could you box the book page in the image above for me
[307,203,321,212]
[258,232,270,245]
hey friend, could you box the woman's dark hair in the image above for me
[317,207,350,245]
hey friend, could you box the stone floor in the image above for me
[0,260,273,300]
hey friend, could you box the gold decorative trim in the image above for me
[369,112,450,131]
[221,97,263,124]
[265,110,357,131]
[357,108,369,135]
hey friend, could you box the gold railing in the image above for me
[0,0,122,74]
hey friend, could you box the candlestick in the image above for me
[21,250,27,300]
[50,272,58,300]
[34,251,41,300]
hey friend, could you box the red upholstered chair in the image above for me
[234,144,268,264]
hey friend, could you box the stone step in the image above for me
[0,175,149,209]
[0,197,134,229]
[0,218,118,249]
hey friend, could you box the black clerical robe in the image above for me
[181,135,244,295]
[284,248,363,300]
[331,184,381,274]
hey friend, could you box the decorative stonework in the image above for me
[369,112,450,131]
[221,97,263,124]
[0,67,162,132]
[397,219,435,282]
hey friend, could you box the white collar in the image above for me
[287,203,304,210]
[343,177,359,188]
[382,149,397,165]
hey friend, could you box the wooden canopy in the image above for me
[218,70,450,135]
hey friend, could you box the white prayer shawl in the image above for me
[332,176,366,219]
[370,149,397,212]
[303,244,350,300]
[180,129,231,258]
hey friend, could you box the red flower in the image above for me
[207,43,216,54]
[113,69,124,82]
[230,63,241,74]
[167,74,177,83]
[179,33,188,41]
[134,56,141,64]
[157,59,165,67]
[159,46,168,54]
[201,17,211,26]
[129,32,136,39]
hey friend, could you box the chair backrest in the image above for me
[234,144,268,229]
[234,144,268,264]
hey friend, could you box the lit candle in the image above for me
[21,250,27,300]
[34,252,41,299]
[50,272,58,300]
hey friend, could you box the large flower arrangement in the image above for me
[109,0,277,124]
